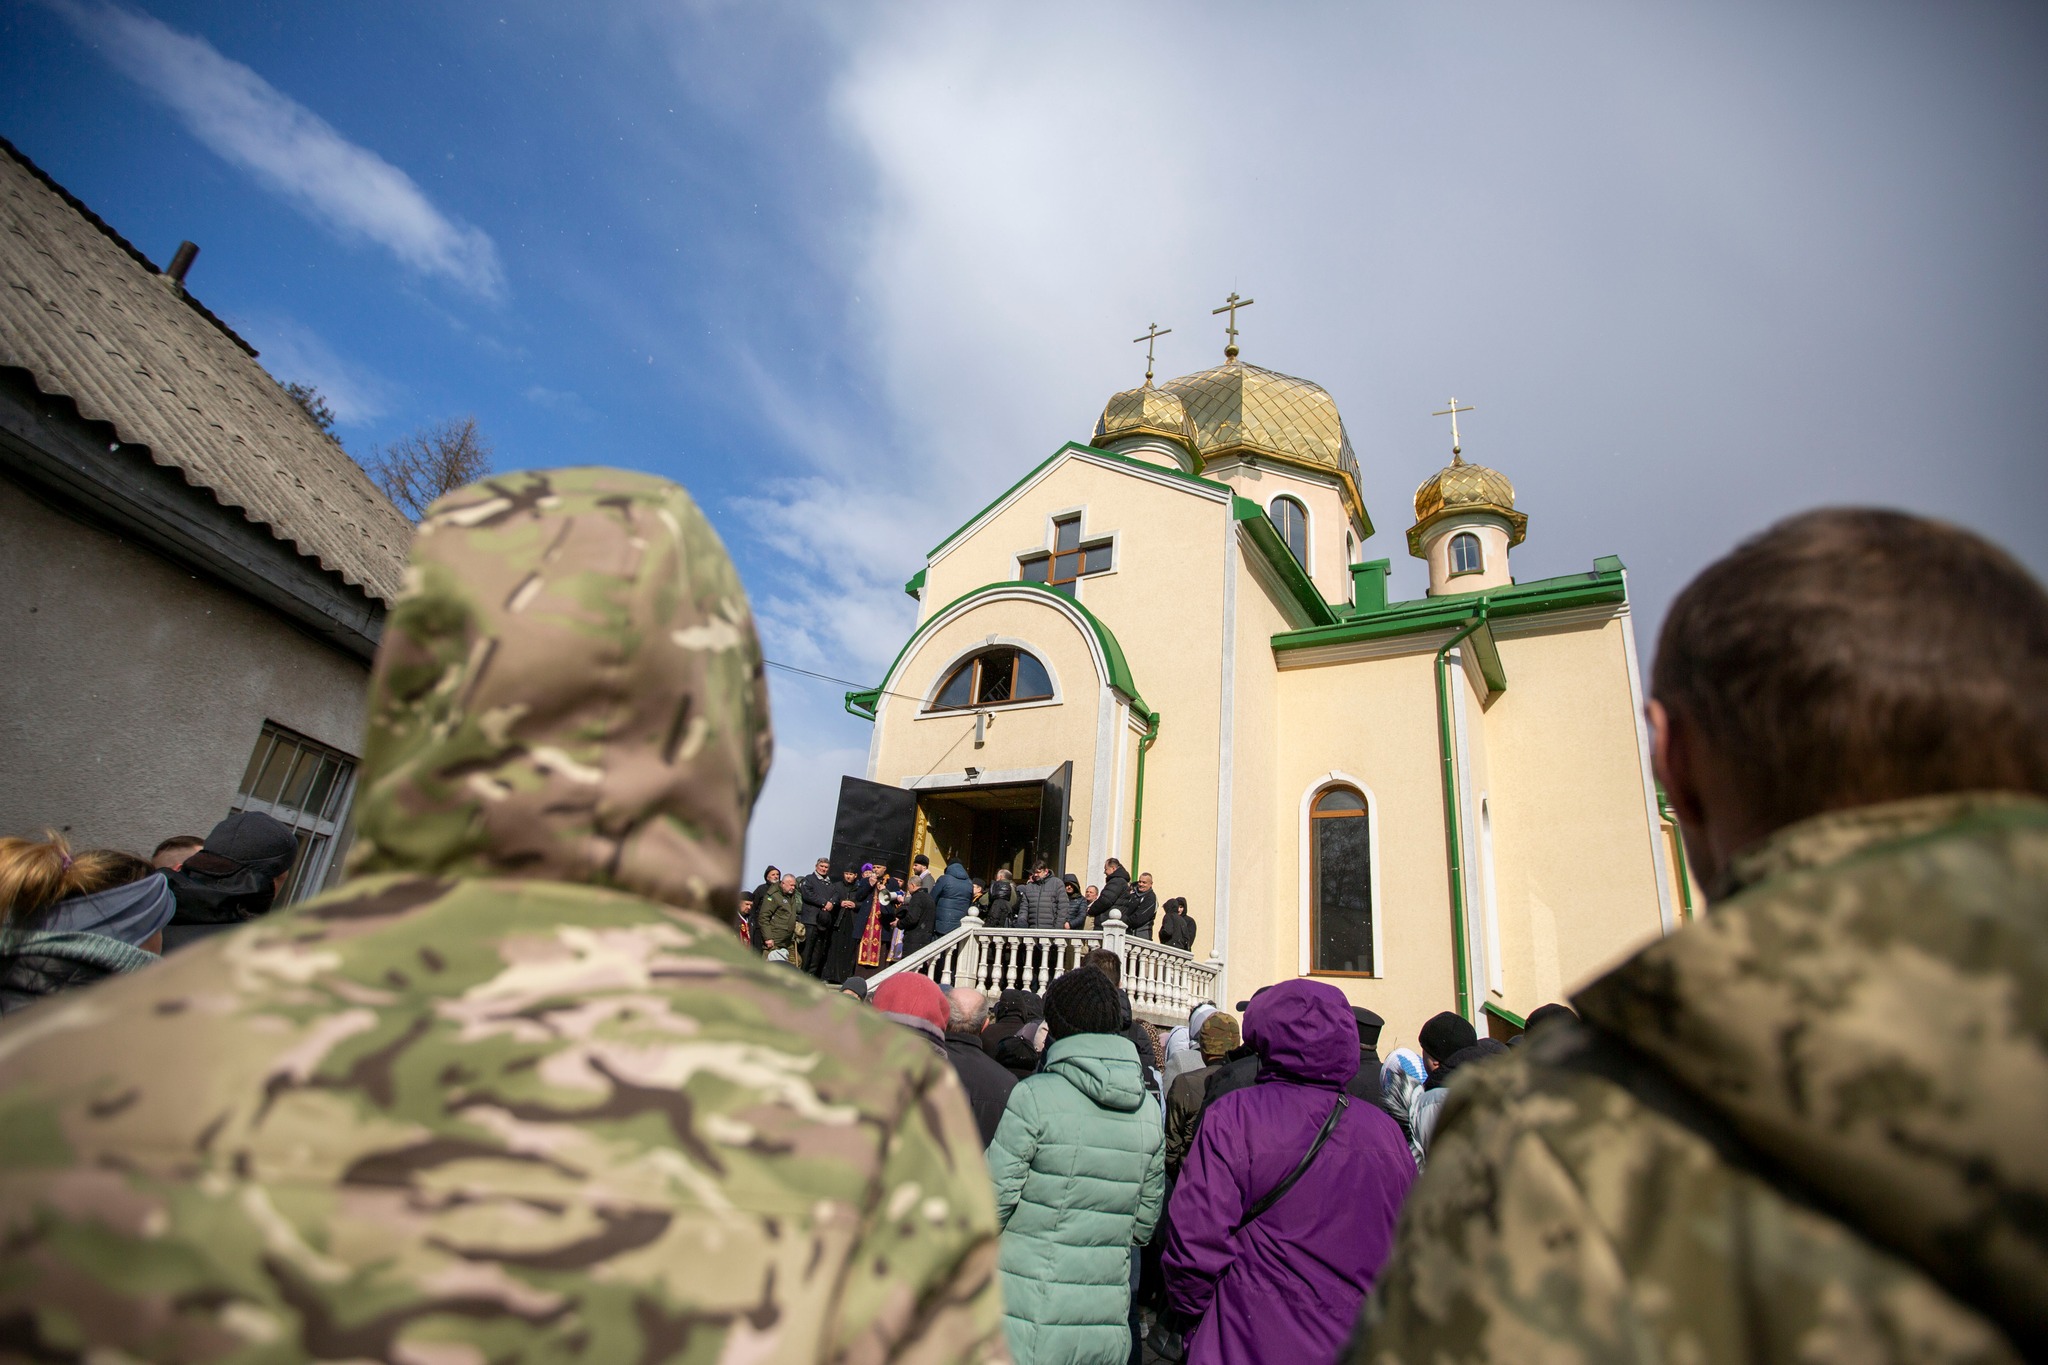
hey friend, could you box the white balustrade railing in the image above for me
[868,910,1221,1026]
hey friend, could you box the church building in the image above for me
[846,310,1693,1047]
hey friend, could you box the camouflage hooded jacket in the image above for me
[0,470,1007,1363]
[1352,792,2048,1365]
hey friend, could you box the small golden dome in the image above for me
[1095,380,1197,452]
[1407,454,1528,557]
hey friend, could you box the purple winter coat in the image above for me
[1163,979,1415,1365]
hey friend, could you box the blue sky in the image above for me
[5,0,2044,864]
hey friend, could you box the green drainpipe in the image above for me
[1128,709,1161,872]
[1656,786,1697,922]
[1434,611,1487,1023]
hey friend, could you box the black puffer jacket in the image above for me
[0,932,155,1016]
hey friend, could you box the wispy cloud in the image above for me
[47,0,504,297]
[238,313,394,426]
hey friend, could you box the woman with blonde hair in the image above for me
[0,831,175,1014]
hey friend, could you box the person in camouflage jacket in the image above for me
[0,469,1008,1363]
[1353,509,2048,1365]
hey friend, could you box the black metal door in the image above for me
[1035,761,1072,876]
[829,776,918,877]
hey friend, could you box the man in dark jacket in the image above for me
[1091,858,1130,928]
[1354,509,2048,1363]
[1017,862,1067,929]
[980,869,1019,927]
[931,860,975,936]
[943,986,1017,1146]
[161,811,298,951]
[1120,871,1157,939]
[795,856,836,976]
[1158,897,1198,951]
[895,879,936,958]
[1061,874,1087,928]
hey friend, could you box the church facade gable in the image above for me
[848,354,1695,1054]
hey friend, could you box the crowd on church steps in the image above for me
[0,466,2041,1365]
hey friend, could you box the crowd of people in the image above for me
[0,470,2039,1365]
[733,852,1200,982]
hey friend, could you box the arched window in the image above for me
[929,647,1054,711]
[1449,531,1483,576]
[1311,785,1374,974]
[1268,496,1308,569]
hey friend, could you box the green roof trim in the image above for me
[1273,562,1627,652]
[842,579,1148,723]
[1232,496,1338,627]
[903,567,926,601]
[925,441,1232,561]
[1482,1000,1527,1030]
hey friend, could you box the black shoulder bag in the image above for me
[1231,1093,1350,1235]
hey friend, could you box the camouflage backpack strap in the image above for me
[1541,1021,2017,1351]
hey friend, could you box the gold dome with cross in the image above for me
[1093,298,1368,526]
[1408,399,1527,557]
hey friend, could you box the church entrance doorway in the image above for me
[913,761,1071,887]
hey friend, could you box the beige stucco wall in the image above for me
[1257,610,1668,1057]
[881,452,1236,902]
[1202,456,1358,607]
[1480,613,1670,1003]
[1269,644,1462,1057]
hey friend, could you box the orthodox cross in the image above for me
[1432,397,1475,459]
[1133,323,1172,383]
[1212,292,1254,360]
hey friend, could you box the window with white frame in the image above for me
[1269,495,1309,569]
[1019,514,1113,596]
[1450,531,1484,576]
[929,647,1055,711]
[1310,785,1374,974]
[231,722,358,905]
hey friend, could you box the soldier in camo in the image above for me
[0,469,1009,1363]
[1352,509,2048,1365]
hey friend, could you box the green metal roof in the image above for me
[925,441,1231,561]
[1272,561,1628,652]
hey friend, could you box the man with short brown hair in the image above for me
[1353,509,2048,1364]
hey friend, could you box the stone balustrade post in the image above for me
[954,910,985,988]
[1101,909,1127,975]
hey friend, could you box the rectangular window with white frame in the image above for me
[231,721,359,905]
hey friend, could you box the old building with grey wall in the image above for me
[0,137,412,900]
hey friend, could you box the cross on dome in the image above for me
[1432,397,1475,460]
[1133,323,1172,383]
[1212,292,1254,360]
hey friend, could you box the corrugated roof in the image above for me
[0,137,411,603]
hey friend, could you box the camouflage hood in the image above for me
[345,468,771,913]
[1574,791,2048,1350]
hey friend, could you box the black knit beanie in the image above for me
[1419,1010,1478,1065]
[1044,967,1122,1040]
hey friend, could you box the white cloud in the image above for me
[49,0,504,297]
[239,313,393,426]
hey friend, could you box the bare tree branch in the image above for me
[366,416,494,520]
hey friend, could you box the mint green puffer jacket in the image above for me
[987,1032,1166,1365]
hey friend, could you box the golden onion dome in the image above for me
[1094,379,1198,453]
[1149,360,1369,529]
[1407,453,1528,557]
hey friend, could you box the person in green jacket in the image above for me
[989,964,1166,1365]
[758,870,802,959]
[1351,508,2048,1364]
[0,469,1007,1363]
